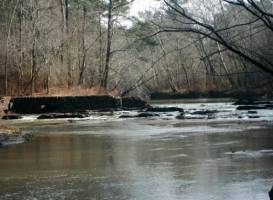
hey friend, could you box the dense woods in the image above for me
[0,0,273,97]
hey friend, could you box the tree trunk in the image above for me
[98,13,104,84]
[78,5,86,85]
[100,0,113,90]
[60,0,72,88]
[18,0,24,95]
[4,0,20,96]
[30,0,38,95]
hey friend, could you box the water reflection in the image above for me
[0,120,273,200]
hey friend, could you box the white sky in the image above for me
[130,0,162,16]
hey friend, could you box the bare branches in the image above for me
[223,0,273,32]
[160,0,273,76]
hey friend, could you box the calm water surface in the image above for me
[0,101,273,200]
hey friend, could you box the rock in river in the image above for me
[37,113,88,120]
[234,98,273,110]
[192,110,218,115]
[248,111,258,114]
[234,99,272,105]
[119,112,160,119]
[145,106,184,113]
[237,105,266,110]
[137,113,160,118]
[176,113,185,120]
[0,126,31,147]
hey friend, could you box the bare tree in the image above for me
[158,0,273,76]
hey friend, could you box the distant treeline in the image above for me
[0,0,272,97]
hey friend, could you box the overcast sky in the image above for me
[130,0,161,16]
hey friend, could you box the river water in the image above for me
[0,100,273,200]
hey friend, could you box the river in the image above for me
[0,99,273,200]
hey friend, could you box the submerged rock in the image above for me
[37,113,88,120]
[0,126,31,147]
[234,98,273,110]
[207,114,217,120]
[237,105,266,110]
[234,98,272,105]
[23,133,33,142]
[248,115,260,119]
[137,113,160,118]
[266,104,273,109]
[119,115,135,119]
[145,106,184,113]
[192,110,218,115]
[184,116,206,120]
[119,112,159,119]
[176,113,185,120]
[233,99,257,105]
[97,108,116,112]
[248,111,258,114]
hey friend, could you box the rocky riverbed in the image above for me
[1,97,273,122]
[0,98,273,199]
[0,108,273,200]
[0,125,32,147]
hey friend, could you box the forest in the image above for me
[1,0,273,97]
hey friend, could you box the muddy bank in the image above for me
[8,96,147,114]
